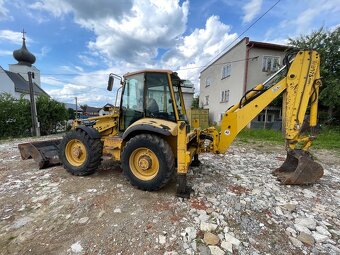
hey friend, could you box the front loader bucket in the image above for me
[18,139,62,169]
[272,150,324,185]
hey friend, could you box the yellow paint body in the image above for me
[69,51,321,178]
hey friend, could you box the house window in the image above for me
[205,77,211,87]
[221,90,230,103]
[222,64,231,79]
[262,56,280,72]
[257,113,274,122]
[205,95,209,105]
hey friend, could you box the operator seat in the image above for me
[146,98,159,114]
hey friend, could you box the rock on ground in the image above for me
[0,136,339,254]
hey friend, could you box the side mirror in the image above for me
[107,76,114,91]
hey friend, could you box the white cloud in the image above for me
[294,1,340,33]
[30,0,189,65]
[0,49,12,56]
[41,13,239,101]
[33,1,238,100]
[86,0,189,64]
[0,0,11,20]
[242,0,263,23]
[0,30,32,45]
[161,16,238,91]
[78,54,98,67]
[264,0,340,41]
[42,67,124,106]
[29,0,72,17]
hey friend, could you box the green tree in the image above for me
[191,96,200,109]
[80,104,88,115]
[0,93,31,138]
[36,95,68,135]
[67,108,75,119]
[288,27,340,122]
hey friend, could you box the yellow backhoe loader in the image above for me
[19,50,324,197]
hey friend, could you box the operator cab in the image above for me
[118,70,187,131]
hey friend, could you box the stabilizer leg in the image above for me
[176,174,192,198]
[190,154,201,167]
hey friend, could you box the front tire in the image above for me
[60,129,103,176]
[122,134,175,191]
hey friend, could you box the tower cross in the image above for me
[22,29,26,40]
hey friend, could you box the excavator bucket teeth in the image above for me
[18,139,62,169]
[272,151,324,185]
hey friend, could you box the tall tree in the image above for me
[80,104,88,115]
[288,27,340,122]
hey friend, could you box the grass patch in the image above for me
[236,127,340,150]
[313,128,340,150]
[237,128,283,144]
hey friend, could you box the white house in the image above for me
[200,37,288,125]
[0,34,48,99]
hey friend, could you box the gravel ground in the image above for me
[0,135,339,255]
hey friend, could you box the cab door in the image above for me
[120,73,144,131]
[144,72,176,121]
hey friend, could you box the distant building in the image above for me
[0,33,49,99]
[86,106,101,117]
[181,80,195,109]
[64,103,83,118]
[99,103,114,116]
[199,37,288,125]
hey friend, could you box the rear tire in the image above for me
[122,134,175,191]
[60,129,102,176]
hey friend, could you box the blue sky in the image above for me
[0,0,339,106]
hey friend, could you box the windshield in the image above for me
[171,74,187,120]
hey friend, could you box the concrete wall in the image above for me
[199,38,247,123]
[246,47,287,90]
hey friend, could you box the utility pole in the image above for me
[28,71,40,137]
[75,97,78,119]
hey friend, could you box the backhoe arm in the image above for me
[201,50,324,185]
[214,50,321,154]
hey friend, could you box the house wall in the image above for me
[8,64,41,86]
[182,87,194,110]
[0,67,15,96]
[0,66,39,100]
[246,47,287,90]
[199,38,247,123]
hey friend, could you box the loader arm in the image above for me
[201,50,323,185]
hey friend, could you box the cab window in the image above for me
[145,73,175,121]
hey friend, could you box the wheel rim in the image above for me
[129,147,159,181]
[65,139,87,166]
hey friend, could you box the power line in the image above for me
[176,56,259,71]
[1,55,260,78]
[203,0,281,70]
[0,2,281,83]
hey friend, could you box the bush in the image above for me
[0,93,68,138]
[0,93,31,138]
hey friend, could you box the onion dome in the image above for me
[13,32,36,66]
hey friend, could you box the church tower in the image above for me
[8,30,41,86]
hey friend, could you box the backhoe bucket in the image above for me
[18,139,62,169]
[272,150,324,185]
